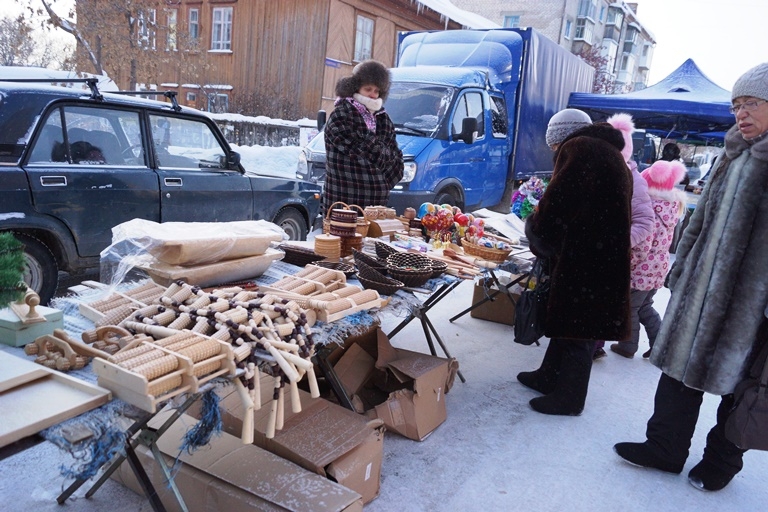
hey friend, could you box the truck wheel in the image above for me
[273,208,308,241]
[13,232,59,305]
[434,191,462,210]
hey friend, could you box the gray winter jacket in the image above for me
[650,125,768,395]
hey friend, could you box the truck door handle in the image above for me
[40,176,67,186]
[164,177,183,187]
[468,158,484,162]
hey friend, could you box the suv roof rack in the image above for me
[1,77,182,111]
[108,90,182,111]
[1,77,103,101]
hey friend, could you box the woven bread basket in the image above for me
[277,244,326,267]
[374,240,399,260]
[356,265,404,295]
[461,238,512,263]
[385,252,433,288]
[429,259,448,278]
[352,248,388,274]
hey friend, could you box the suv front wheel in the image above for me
[13,232,59,306]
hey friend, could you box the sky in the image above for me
[635,0,768,90]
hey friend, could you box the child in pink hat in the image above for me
[633,159,688,358]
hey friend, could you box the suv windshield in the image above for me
[386,83,454,134]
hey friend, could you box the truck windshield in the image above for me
[385,83,454,134]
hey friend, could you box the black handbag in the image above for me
[725,347,768,451]
[513,258,549,346]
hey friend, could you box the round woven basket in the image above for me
[352,248,388,274]
[461,238,512,263]
[385,252,433,288]
[356,265,404,295]
[374,240,399,260]
[429,260,448,278]
[323,201,349,234]
[277,244,325,267]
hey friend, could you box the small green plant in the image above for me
[0,232,26,306]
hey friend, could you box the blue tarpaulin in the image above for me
[568,59,733,141]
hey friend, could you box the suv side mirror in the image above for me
[317,110,327,131]
[227,151,241,169]
[452,117,477,144]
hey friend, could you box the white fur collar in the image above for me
[353,93,382,112]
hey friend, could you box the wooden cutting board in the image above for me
[0,351,112,448]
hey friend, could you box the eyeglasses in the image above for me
[729,100,766,114]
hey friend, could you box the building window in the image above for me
[211,7,233,51]
[599,4,606,22]
[354,14,374,62]
[575,19,594,44]
[564,19,572,39]
[620,55,630,71]
[603,25,621,42]
[186,92,197,102]
[503,15,520,28]
[207,93,229,113]
[166,9,177,51]
[606,8,623,27]
[189,9,199,41]
[577,0,597,20]
[138,9,157,50]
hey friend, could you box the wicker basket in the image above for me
[309,261,356,277]
[429,259,448,278]
[277,244,326,267]
[352,248,388,274]
[323,202,369,237]
[461,238,512,263]
[356,266,404,295]
[385,252,433,288]
[374,240,399,260]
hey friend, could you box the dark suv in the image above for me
[0,79,321,304]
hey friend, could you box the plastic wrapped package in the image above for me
[100,219,287,287]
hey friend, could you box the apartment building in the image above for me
[452,0,656,92]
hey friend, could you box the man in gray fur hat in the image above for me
[615,61,768,492]
[323,60,403,212]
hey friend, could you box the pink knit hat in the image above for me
[641,160,687,191]
[606,113,635,163]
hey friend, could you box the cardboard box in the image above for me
[469,279,519,326]
[332,327,457,441]
[111,411,363,512]
[189,377,384,504]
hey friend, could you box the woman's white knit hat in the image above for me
[546,109,592,148]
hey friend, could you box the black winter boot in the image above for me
[516,339,564,395]
[528,339,595,416]
[688,460,736,491]
[613,442,684,474]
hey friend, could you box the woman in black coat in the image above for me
[323,60,403,212]
[518,122,633,416]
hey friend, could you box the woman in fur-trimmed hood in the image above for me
[518,118,632,417]
[323,60,403,212]
[615,62,768,493]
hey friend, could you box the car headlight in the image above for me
[401,160,417,183]
[296,150,308,179]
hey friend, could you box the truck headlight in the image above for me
[296,150,308,179]
[401,160,417,183]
